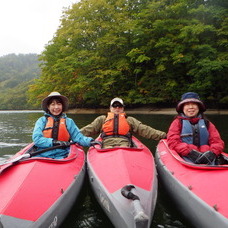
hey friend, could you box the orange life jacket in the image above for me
[101,112,130,138]
[43,116,70,141]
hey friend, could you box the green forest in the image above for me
[28,0,228,109]
[0,54,40,109]
[1,0,228,110]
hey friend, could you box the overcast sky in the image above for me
[0,0,79,57]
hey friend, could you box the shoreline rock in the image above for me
[67,108,228,115]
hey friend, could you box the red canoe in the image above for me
[87,136,157,228]
[155,139,228,228]
[0,143,86,228]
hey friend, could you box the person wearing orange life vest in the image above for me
[80,97,166,148]
[32,92,99,159]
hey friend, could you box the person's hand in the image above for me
[196,151,216,164]
[187,149,202,163]
[162,134,167,139]
[90,140,102,147]
[53,140,71,147]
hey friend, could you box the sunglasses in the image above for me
[112,103,123,108]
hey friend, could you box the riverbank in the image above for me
[68,108,228,115]
[0,108,227,115]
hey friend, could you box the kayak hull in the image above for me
[155,139,228,228]
[0,143,86,228]
[87,137,157,228]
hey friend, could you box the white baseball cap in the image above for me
[110,97,124,106]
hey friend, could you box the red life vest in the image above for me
[43,116,70,141]
[101,112,130,138]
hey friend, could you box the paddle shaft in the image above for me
[1,143,74,165]
[28,143,73,157]
[0,143,74,174]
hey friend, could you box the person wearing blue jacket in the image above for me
[32,91,98,159]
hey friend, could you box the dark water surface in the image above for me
[0,111,227,228]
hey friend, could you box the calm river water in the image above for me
[0,111,227,228]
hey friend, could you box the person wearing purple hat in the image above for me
[32,92,100,159]
[167,92,224,164]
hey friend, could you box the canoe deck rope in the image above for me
[121,185,149,226]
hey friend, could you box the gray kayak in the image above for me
[87,136,158,228]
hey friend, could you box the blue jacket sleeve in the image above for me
[32,116,53,148]
[66,118,93,146]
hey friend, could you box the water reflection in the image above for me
[63,178,115,228]
[0,111,227,228]
[0,111,43,156]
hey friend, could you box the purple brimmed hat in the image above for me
[42,92,69,112]
[176,92,206,113]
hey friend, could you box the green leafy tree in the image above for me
[28,0,152,107]
[0,54,40,110]
[128,0,228,103]
[28,0,228,108]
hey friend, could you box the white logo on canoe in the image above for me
[160,151,167,156]
[48,216,58,228]
[99,193,110,212]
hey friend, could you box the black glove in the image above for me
[217,154,228,165]
[187,150,202,163]
[90,140,102,147]
[196,151,216,165]
[53,140,71,147]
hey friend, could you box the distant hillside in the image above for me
[0,54,40,109]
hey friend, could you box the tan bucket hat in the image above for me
[42,92,69,112]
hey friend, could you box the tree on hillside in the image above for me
[0,54,40,110]
[28,0,228,108]
[128,0,228,104]
[29,0,150,108]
